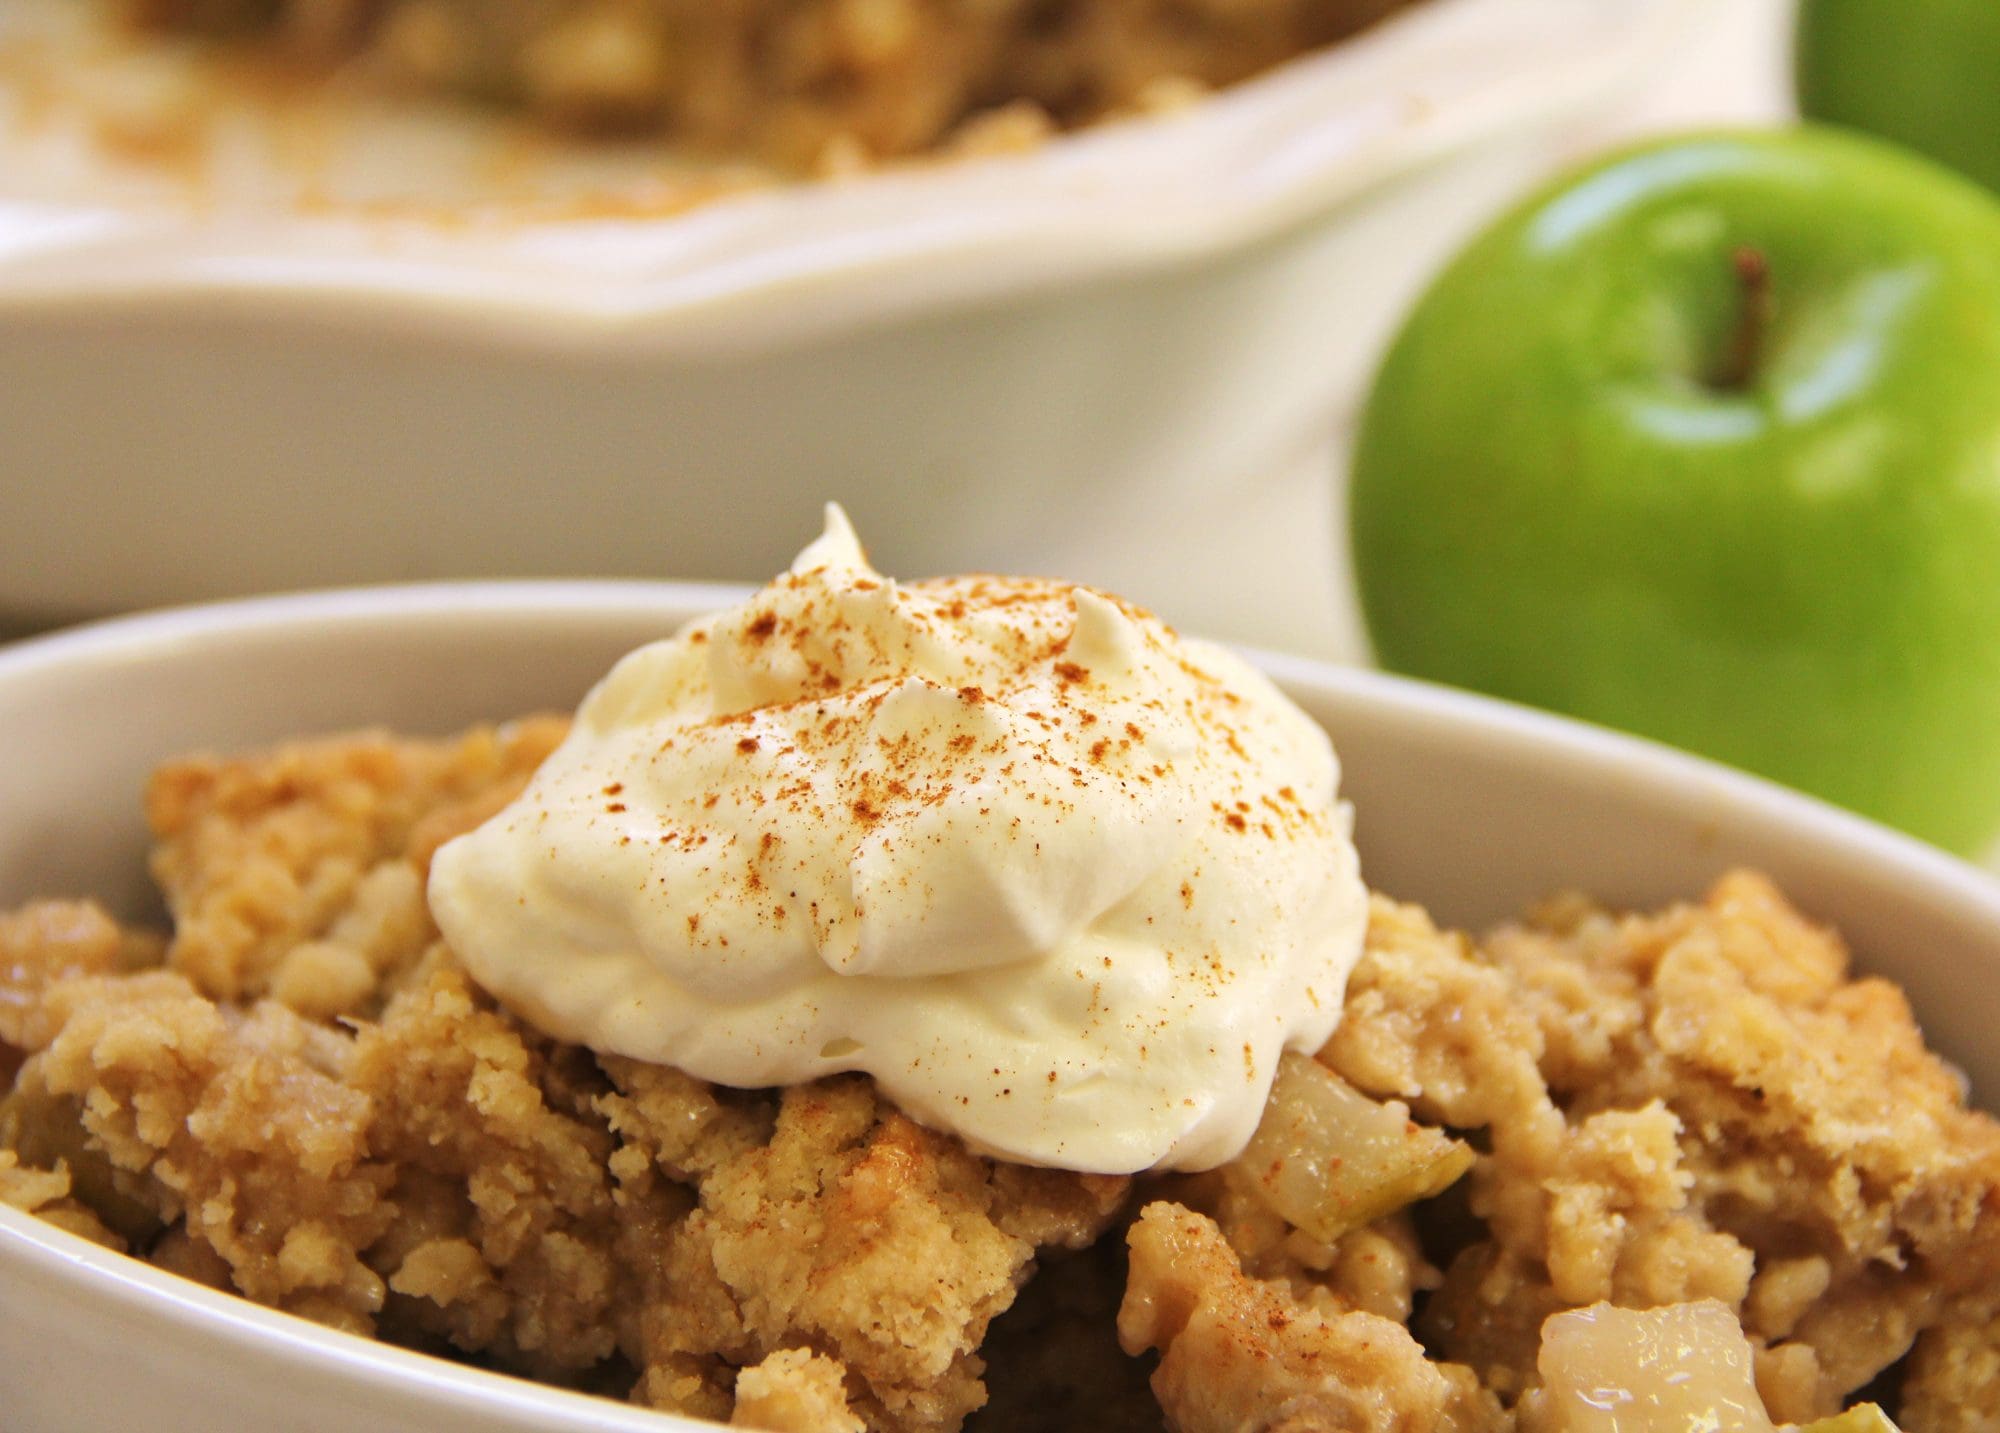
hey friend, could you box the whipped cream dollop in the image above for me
[429,507,1367,1173]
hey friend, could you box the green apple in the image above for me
[1348,129,2000,854]
[1797,0,2000,196]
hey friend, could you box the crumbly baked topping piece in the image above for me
[1902,1300,2000,1433]
[730,1347,867,1433]
[356,960,627,1374]
[600,1061,1126,1429]
[1329,877,2000,1426]
[145,718,566,1007]
[1120,1199,1499,1433]
[26,967,395,1329]
[0,899,163,1065]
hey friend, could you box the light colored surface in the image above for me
[0,0,1710,652]
[1,578,1998,1431]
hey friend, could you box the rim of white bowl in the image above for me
[1251,644,2000,896]
[4,576,1998,1432]
[5,576,1993,911]
[0,579,752,676]
[0,0,1703,344]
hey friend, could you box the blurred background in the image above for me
[0,0,1787,656]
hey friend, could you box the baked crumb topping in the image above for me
[3,721,1996,1431]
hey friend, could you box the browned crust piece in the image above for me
[1336,876,2000,1426]
[1902,1299,2000,1433]
[1119,1200,1499,1433]
[600,1058,1128,1431]
[144,718,566,1008]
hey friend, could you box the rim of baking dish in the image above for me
[0,0,1696,344]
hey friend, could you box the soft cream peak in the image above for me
[428,507,1368,1173]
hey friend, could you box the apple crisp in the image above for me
[3,721,1997,1431]
[113,0,1418,171]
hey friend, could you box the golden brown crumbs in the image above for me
[729,1347,866,1432]
[1,724,1996,1432]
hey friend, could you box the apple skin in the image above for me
[1797,0,2000,196]
[1349,129,2000,854]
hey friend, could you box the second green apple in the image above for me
[1349,129,2000,853]
[1797,0,2000,196]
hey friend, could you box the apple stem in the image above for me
[1712,246,1773,391]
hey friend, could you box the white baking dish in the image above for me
[0,0,1707,654]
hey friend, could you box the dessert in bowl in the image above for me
[0,0,1703,655]
[1,513,1996,1432]
[109,0,1423,173]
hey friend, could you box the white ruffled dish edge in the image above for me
[0,0,1697,343]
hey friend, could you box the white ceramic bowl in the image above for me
[0,0,1710,654]
[0,579,1997,1431]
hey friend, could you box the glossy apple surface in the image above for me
[1349,130,2000,853]
[1797,0,2000,195]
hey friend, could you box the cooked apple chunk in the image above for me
[1223,1050,1473,1244]
[1530,1300,1774,1433]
